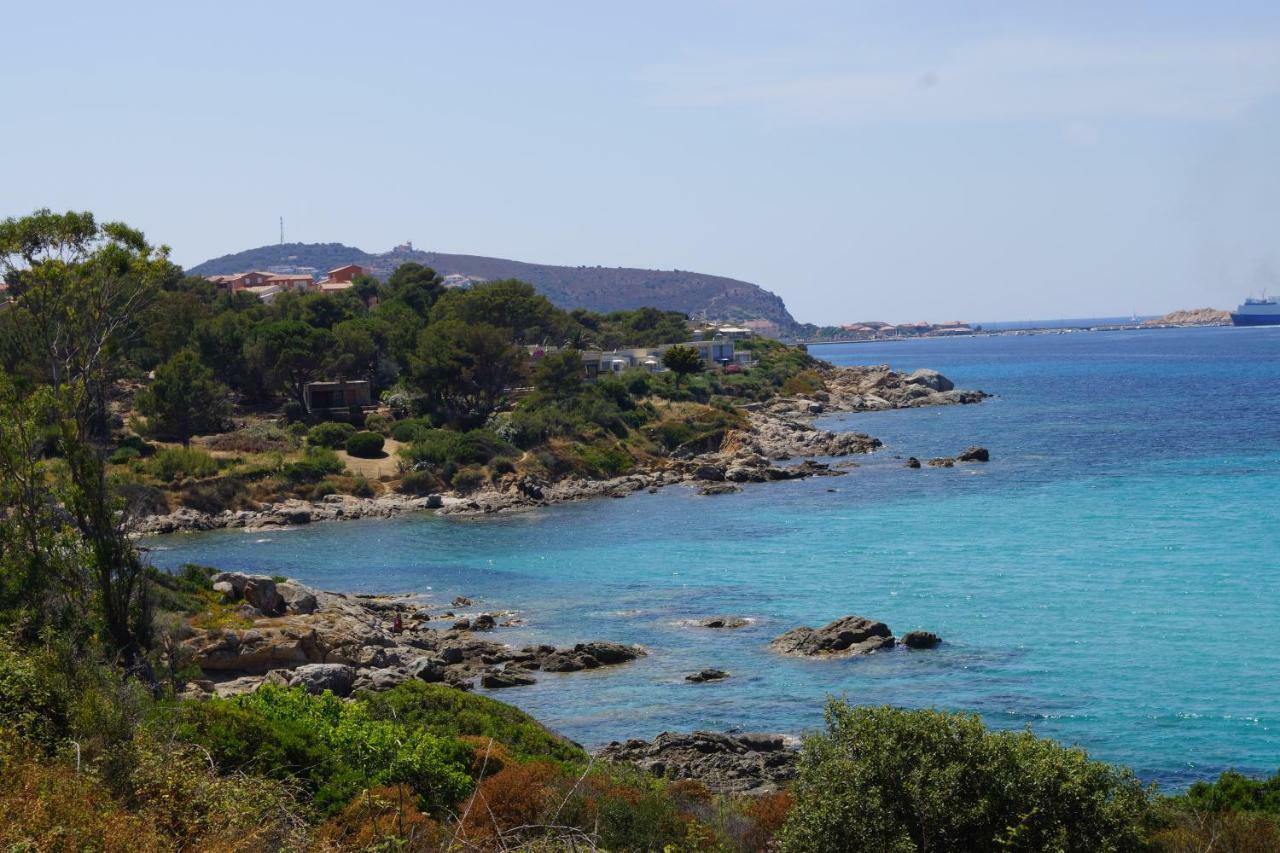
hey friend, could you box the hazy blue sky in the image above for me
[4,2,1279,323]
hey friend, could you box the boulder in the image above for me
[699,617,749,629]
[472,613,496,631]
[691,464,725,482]
[686,669,729,683]
[277,582,318,615]
[697,483,741,496]
[452,596,473,607]
[481,669,537,689]
[904,457,922,469]
[243,576,286,617]
[904,369,954,392]
[770,615,895,657]
[407,656,446,683]
[286,663,357,697]
[597,731,797,795]
[901,630,942,649]
[212,580,237,604]
[927,457,955,468]
[956,446,990,463]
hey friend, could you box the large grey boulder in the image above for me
[770,615,895,657]
[243,576,286,617]
[285,663,357,697]
[904,368,954,392]
[597,731,797,795]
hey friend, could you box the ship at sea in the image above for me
[1231,295,1280,326]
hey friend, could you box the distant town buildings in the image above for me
[529,335,751,381]
[205,264,371,301]
[834,320,974,340]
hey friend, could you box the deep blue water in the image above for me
[148,326,1280,789]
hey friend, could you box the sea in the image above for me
[147,325,1280,790]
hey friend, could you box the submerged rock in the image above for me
[699,616,749,629]
[685,669,730,683]
[770,615,895,657]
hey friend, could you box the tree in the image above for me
[135,350,230,447]
[430,280,562,344]
[411,320,526,427]
[0,209,169,431]
[384,263,443,317]
[533,350,584,400]
[662,345,703,387]
[246,320,337,407]
[780,702,1151,853]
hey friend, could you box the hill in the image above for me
[1142,308,1231,327]
[188,242,800,331]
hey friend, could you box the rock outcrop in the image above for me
[901,630,942,649]
[597,732,797,795]
[685,669,729,683]
[770,615,895,657]
[182,577,645,698]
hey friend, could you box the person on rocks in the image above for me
[392,614,404,634]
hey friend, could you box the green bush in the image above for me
[281,446,345,484]
[149,447,219,481]
[363,413,391,435]
[174,686,474,817]
[109,446,141,465]
[345,431,385,458]
[179,476,250,513]
[450,467,485,492]
[0,643,69,750]
[307,422,356,449]
[351,476,375,498]
[400,429,515,469]
[578,444,633,477]
[398,470,438,495]
[780,702,1151,853]
[390,417,434,443]
[361,682,586,765]
[207,423,297,453]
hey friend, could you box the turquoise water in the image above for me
[149,326,1280,789]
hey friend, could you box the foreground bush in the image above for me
[147,446,218,480]
[781,702,1152,853]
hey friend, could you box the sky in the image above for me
[4,2,1280,324]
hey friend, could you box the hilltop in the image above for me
[188,242,800,332]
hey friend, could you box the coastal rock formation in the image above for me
[770,615,895,657]
[901,630,942,649]
[685,668,729,683]
[182,577,645,697]
[956,446,990,462]
[597,732,798,795]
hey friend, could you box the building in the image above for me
[207,271,273,293]
[303,380,373,418]
[715,325,754,340]
[242,284,285,304]
[324,264,366,284]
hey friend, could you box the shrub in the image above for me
[351,475,375,498]
[148,447,219,481]
[281,401,306,423]
[400,428,516,468]
[450,467,485,493]
[175,685,474,817]
[207,423,296,453]
[281,446,345,484]
[346,431,386,458]
[361,682,586,765]
[0,644,69,750]
[780,369,826,397]
[490,458,516,478]
[398,470,439,496]
[363,413,391,435]
[390,417,433,443]
[578,443,633,477]
[780,702,1151,853]
[314,785,442,850]
[307,421,356,449]
[108,446,140,465]
[179,476,251,513]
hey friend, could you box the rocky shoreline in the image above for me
[136,364,988,535]
[183,572,647,700]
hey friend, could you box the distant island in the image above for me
[1143,308,1232,327]
[189,241,802,336]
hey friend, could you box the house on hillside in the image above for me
[303,380,373,418]
[314,264,366,293]
[208,270,314,295]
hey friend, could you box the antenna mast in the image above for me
[279,216,284,245]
